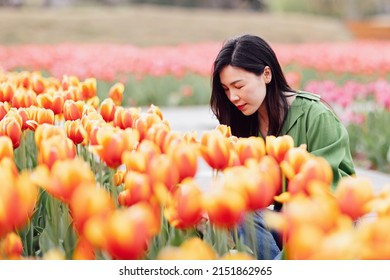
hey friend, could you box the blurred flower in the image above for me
[37,134,76,169]
[157,237,217,260]
[63,100,84,121]
[265,135,294,163]
[119,171,152,207]
[163,178,203,229]
[334,177,375,220]
[99,98,116,123]
[233,136,266,165]
[0,136,13,159]
[108,82,124,106]
[0,232,23,260]
[200,130,231,171]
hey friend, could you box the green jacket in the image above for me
[280,91,355,188]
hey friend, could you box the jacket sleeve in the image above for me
[306,109,356,188]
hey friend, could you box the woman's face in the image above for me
[220,65,270,116]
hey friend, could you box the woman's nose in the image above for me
[229,90,239,102]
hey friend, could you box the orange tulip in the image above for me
[80,78,97,100]
[113,106,140,129]
[34,157,96,204]
[356,216,390,259]
[135,112,163,141]
[147,104,163,120]
[11,89,37,108]
[93,127,140,168]
[99,98,116,122]
[36,92,64,115]
[119,171,152,207]
[37,135,76,169]
[157,237,217,260]
[0,232,23,260]
[0,117,22,149]
[202,180,246,228]
[147,154,180,192]
[167,142,198,182]
[145,121,171,152]
[334,177,375,220]
[70,183,115,234]
[0,136,13,159]
[34,123,66,148]
[64,119,88,145]
[280,145,310,181]
[164,178,203,229]
[0,165,38,238]
[31,74,46,94]
[113,169,125,186]
[288,157,333,195]
[108,82,124,106]
[265,135,294,163]
[234,136,266,165]
[0,102,9,121]
[219,251,255,260]
[63,100,84,121]
[72,237,95,260]
[61,75,79,91]
[200,130,231,171]
[0,83,14,103]
[104,203,159,259]
[122,150,148,173]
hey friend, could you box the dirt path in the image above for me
[0,4,353,46]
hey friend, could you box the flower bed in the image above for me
[0,70,390,260]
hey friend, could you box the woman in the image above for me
[210,34,355,259]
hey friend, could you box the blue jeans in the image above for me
[236,209,282,260]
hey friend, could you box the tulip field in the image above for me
[0,39,390,260]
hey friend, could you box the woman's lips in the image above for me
[237,104,246,111]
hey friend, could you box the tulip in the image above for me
[148,154,180,192]
[0,83,14,103]
[113,106,140,129]
[167,142,198,182]
[163,178,203,229]
[0,102,9,121]
[80,78,97,100]
[135,112,163,141]
[64,119,88,145]
[108,82,124,106]
[265,135,294,163]
[122,150,148,173]
[279,145,310,181]
[234,136,266,165]
[200,130,231,171]
[70,183,115,234]
[36,92,64,115]
[202,180,246,228]
[34,123,66,148]
[288,157,333,195]
[356,216,390,259]
[0,136,13,159]
[61,75,79,91]
[119,171,152,207]
[37,134,76,169]
[157,237,217,260]
[0,232,23,260]
[334,177,375,220]
[11,89,37,108]
[113,169,125,186]
[72,237,96,260]
[34,157,96,203]
[63,100,84,121]
[104,203,159,259]
[31,74,46,94]
[93,127,140,168]
[0,116,22,149]
[99,98,116,123]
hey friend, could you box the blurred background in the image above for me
[1,0,390,173]
[1,0,390,45]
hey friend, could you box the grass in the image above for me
[0,4,352,46]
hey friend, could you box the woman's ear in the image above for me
[263,66,272,84]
